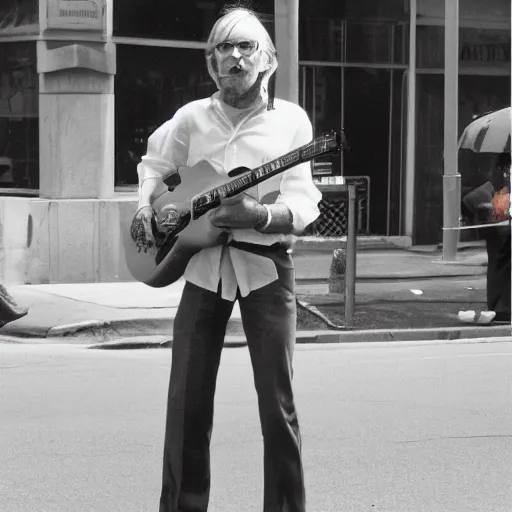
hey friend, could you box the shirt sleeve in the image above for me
[137,106,190,189]
[275,108,322,233]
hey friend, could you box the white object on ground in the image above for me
[410,289,423,295]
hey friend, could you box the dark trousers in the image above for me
[159,246,305,512]
[480,224,511,320]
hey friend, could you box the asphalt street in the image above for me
[1,339,511,512]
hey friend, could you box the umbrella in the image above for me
[457,107,511,226]
[458,107,511,153]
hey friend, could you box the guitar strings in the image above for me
[193,133,339,212]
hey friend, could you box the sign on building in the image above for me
[43,0,105,32]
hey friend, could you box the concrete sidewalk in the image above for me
[1,246,509,345]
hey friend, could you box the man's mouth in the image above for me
[229,65,243,75]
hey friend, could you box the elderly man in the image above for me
[135,7,321,512]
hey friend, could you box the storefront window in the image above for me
[299,0,408,63]
[346,22,392,63]
[300,66,342,175]
[460,28,510,71]
[417,0,510,23]
[417,26,511,70]
[115,45,217,186]
[299,18,343,62]
[114,0,274,41]
[414,74,511,244]
[416,25,444,69]
[0,0,39,34]
[300,18,407,63]
[345,0,407,20]
[343,68,392,235]
[0,42,38,190]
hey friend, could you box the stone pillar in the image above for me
[274,0,299,103]
[23,40,120,284]
[37,41,116,199]
[0,1,136,284]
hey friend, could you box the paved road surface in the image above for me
[1,340,511,512]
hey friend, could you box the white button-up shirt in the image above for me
[137,93,322,301]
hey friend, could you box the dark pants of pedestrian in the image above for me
[159,243,305,512]
[480,224,511,321]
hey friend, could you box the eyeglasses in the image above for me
[214,40,259,57]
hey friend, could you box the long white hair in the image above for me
[205,8,278,106]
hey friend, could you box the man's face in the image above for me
[214,19,269,98]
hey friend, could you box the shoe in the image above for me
[458,310,496,325]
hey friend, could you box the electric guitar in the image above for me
[122,130,347,288]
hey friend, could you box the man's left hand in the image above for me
[210,193,267,229]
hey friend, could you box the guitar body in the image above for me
[122,160,243,288]
[122,130,346,288]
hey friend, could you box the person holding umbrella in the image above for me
[458,108,511,324]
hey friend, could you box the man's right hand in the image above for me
[131,205,157,252]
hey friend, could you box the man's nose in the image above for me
[231,46,242,58]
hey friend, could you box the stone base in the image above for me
[0,196,137,284]
[0,196,415,285]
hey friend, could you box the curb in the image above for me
[295,271,487,285]
[43,317,242,339]
[4,318,511,347]
[83,325,511,350]
[47,320,112,337]
[39,296,498,339]
[87,335,249,350]
[301,324,511,343]
[4,325,509,349]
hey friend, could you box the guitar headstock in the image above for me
[325,129,349,154]
[302,129,349,160]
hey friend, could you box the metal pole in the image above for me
[442,0,461,260]
[345,184,357,327]
[386,24,395,236]
[404,0,417,240]
[387,66,394,236]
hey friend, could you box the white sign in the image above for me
[45,0,105,32]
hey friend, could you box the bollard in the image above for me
[344,184,357,327]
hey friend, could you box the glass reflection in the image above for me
[344,68,391,235]
[0,0,39,32]
[300,66,342,176]
[299,0,407,63]
[0,42,38,190]
[114,0,274,41]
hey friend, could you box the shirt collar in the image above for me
[209,92,267,115]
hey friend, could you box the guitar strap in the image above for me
[266,72,276,111]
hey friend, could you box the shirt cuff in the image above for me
[276,189,322,233]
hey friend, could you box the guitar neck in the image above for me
[222,148,307,195]
[192,131,343,218]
